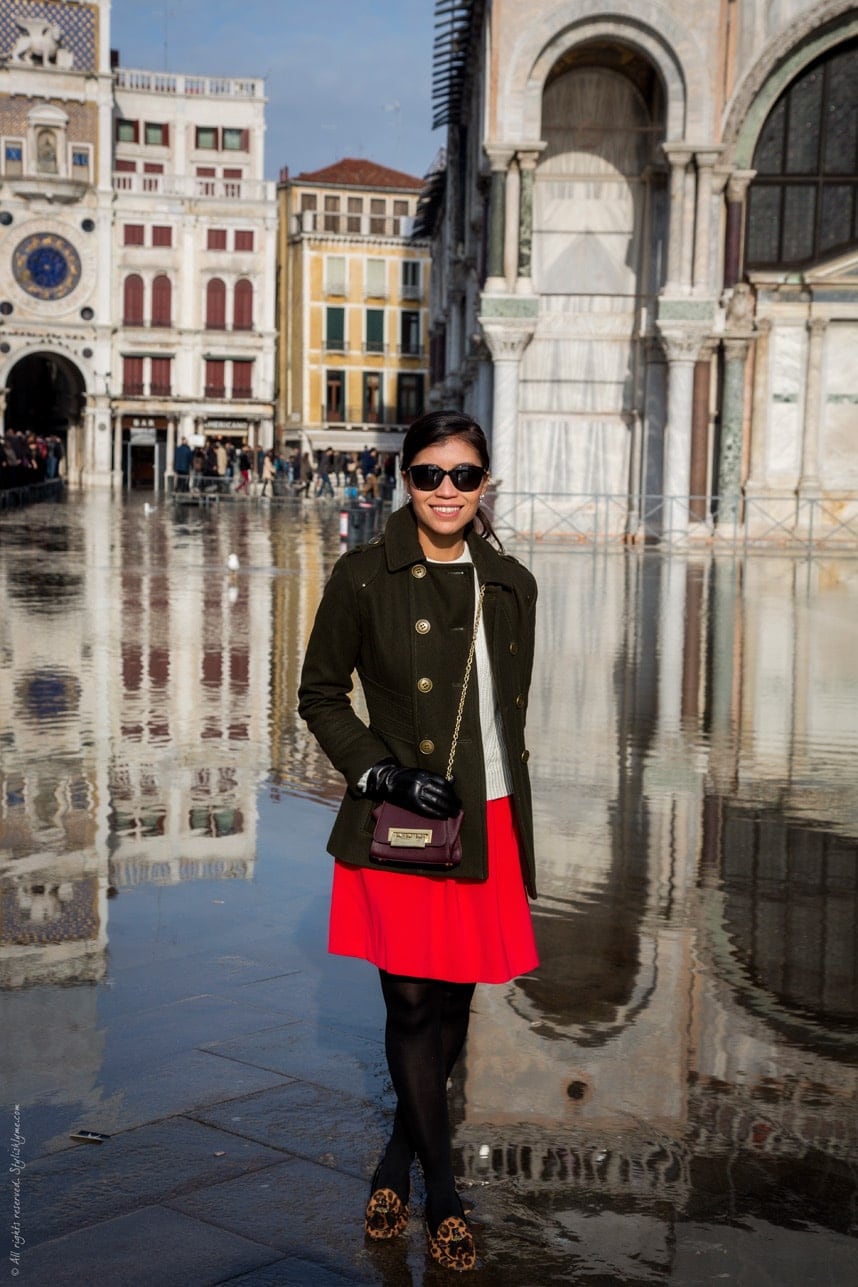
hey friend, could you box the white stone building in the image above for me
[425,0,858,541]
[0,0,276,490]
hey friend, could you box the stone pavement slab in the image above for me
[167,1154,380,1280]
[40,1049,294,1151]
[221,1256,364,1286]
[190,1078,388,1180]
[21,1115,287,1247]
[20,1203,283,1287]
[202,1018,388,1102]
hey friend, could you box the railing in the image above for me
[486,492,858,552]
[401,283,423,299]
[114,69,263,98]
[0,478,64,510]
[320,406,408,428]
[291,211,419,239]
[323,339,349,353]
[112,172,270,201]
[397,344,424,357]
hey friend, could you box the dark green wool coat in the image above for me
[298,504,538,896]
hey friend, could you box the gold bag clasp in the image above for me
[387,827,433,848]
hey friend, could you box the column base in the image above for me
[483,276,508,294]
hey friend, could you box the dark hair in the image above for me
[401,410,503,548]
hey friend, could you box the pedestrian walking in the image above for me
[298,410,538,1272]
[260,450,275,497]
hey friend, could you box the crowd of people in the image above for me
[0,429,64,489]
[173,438,399,501]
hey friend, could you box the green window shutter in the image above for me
[326,307,344,344]
[366,309,384,347]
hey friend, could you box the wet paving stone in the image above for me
[21,1116,288,1247]
[191,1077,389,1179]
[21,1203,283,1287]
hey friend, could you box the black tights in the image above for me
[376,970,476,1230]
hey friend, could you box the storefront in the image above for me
[122,415,167,490]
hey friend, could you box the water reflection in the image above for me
[1,497,857,1274]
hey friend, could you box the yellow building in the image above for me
[276,158,430,453]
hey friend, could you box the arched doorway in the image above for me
[5,351,85,445]
[525,42,667,501]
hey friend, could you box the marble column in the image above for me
[722,169,756,288]
[658,326,707,539]
[717,336,752,527]
[799,316,827,497]
[693,149,721,295]
[112,410,123,481]
[484,147,513,292]
[480,321,535,496]
[745,318,772,493]
[503,162,519,284]
[516,149,541,294]
[689,343,714,521]
[83,402,96,483]
[662,146,693,293]
[165,415,176,490]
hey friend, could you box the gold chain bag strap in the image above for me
[370,583,486,869]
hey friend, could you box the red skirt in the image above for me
[328,795,538,984]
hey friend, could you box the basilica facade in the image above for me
[0,0,275,489]
[425,1,858,540]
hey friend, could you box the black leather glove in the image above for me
[365,757,462,820]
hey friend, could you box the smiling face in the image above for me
[404,436,488,560]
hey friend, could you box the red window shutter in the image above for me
[151,275,172,326]
[123,223,144,245]
[205,359,225,397]
[116,159,136,173]
[223,168,242,179]
[232,360,252,398]
[152,225,172,247]
[196,166,216,176]
[123,355,144,395]
[144,163,164,175]
[150,357,171,395]
[123,274,144,324]
[234,230,254,251]
[207,228,227,250]
[162,123,170,147]
[241,129,249,151]
[206,278,226,329]
[233,279,253,330]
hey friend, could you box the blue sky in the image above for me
[111,0,440,181]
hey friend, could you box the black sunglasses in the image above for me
[406,464,487,493]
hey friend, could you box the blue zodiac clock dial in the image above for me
[13,232,82,301]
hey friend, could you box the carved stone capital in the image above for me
[484,144,515,172]
[807,316,829,338]
[515,144,545,171]
[480,318,536,362]
[723,336,752,362]
[694,147,722,170]
[726,169,757,203]
[661,142,695,170]
[657,324,710,364]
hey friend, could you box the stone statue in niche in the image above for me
[37,129,58,174]
[726,281,755,333]
[10,21,75,70]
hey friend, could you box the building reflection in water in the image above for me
[460,553,858,1248]
[1,499,857,1257]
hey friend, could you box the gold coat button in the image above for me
[417,677,433,693]
[415,619,431,634]
[411,564,427,579]
[508,642,518,655]
[419,738,435,755]
[515,694,524,709]
[520,749,530,763]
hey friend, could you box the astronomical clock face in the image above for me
[12,232,82,301]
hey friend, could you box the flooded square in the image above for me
[1,495,856,1284]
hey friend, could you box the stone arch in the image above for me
[502,1,703,144]
[723,0,858,166]
[3,347,87,440]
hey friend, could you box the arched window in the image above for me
[151,274,172,327]
[746,41,858,269]
[123,273,144,326]
[233,278,253,331]
[205,277,226,329]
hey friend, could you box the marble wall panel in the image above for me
[541,68,653,178]
[766,324,805,482]
[518,415,631,497]
[821,324,858,487]
[520,336,634,414]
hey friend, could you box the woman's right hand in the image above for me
[365,758,461,820]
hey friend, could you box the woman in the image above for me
[298,410,538,1272]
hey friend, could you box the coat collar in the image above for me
[382,502,518,587]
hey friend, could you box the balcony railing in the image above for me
[401,282,423,299]
[204,385,226,398]
[398,344,424,358]
[112,172,271,201]
[114,69,263,98]
[150,383,172,397]
[364,340,386,354]
[323,339,349,352]
[292,211,419,239]
[123,382,145,397]
[320,406,414,427]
